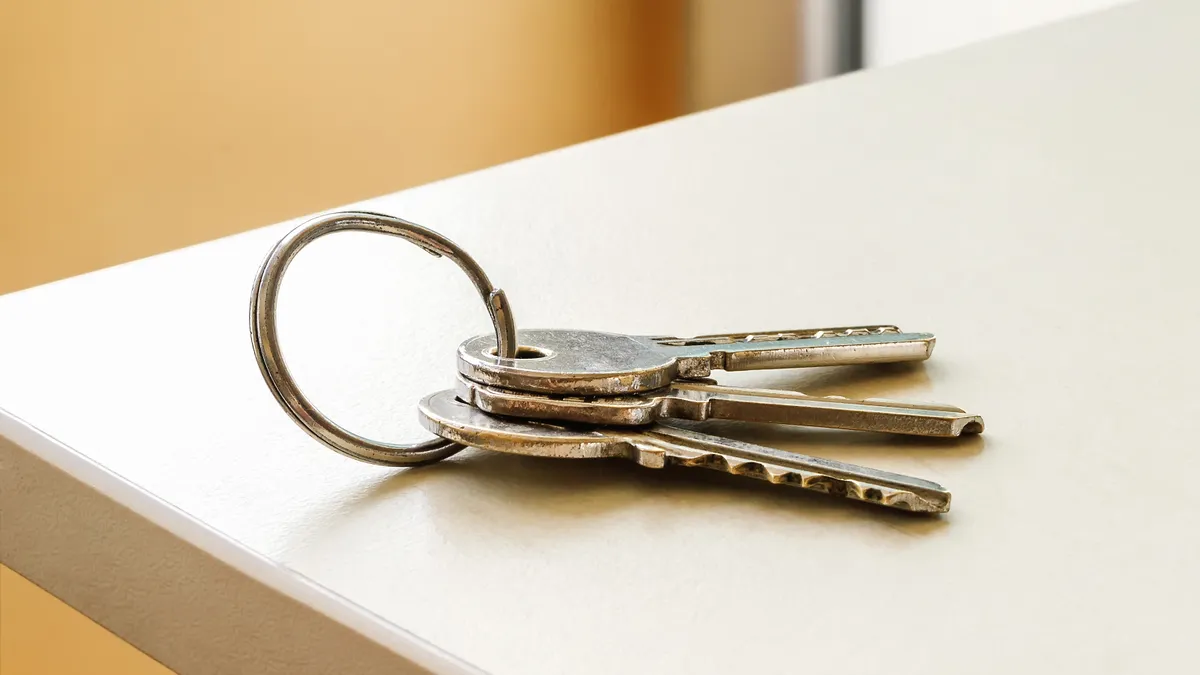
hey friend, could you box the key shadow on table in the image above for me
[350,364,981,536]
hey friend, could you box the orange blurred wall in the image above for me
[1,566,173,675]
[0,0,685,295]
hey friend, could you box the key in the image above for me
[458,325,935,396]
[419,390,951,513]
[455,376,985,436]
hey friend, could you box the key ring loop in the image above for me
[250,210,517,466]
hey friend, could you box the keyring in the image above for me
[250,210,517,466]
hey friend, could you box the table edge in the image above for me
[0,408,485,675]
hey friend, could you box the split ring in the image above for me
[250,211,516,466]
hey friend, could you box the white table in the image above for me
[3,2,1198,673]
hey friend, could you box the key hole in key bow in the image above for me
[487,345,552,359]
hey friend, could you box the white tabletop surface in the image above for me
[3,1,1198,673]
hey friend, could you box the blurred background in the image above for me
[0,0,1129,672]
[0,0,1128,296]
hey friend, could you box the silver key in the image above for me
[455,376,985,436]
[419,390,951,513]
[458,325,935,395]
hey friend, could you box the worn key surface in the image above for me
[456,375,985,436]
[419,390,952,513]
[457,325,935,395]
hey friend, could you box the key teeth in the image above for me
[671,452,946,513]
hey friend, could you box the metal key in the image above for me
[458,325,935,396]
[419,390,952,513]
[455,375,985,436]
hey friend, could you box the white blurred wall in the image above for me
[865,0,1136,67]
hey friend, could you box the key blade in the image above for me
[626,425,951,513]
[666,381,985,437]
[458,373,986,436]
[421,391,949,513]
[649,326,936,377]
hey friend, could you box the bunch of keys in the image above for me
[251,212,984,514]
